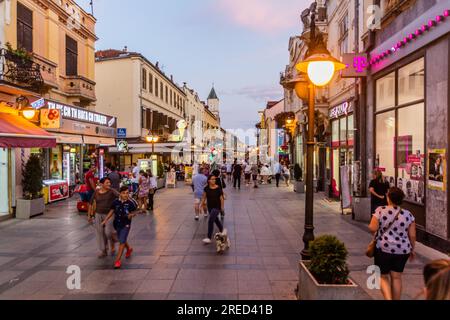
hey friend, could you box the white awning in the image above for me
[51,133,83,144]
[83,136,116,146]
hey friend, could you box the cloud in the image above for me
[233,85,283,102]
[215,0,309,34]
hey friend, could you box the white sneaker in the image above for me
[202,238,212,244]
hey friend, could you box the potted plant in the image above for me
[293,164,304,193]
[16,155,45,219]
[297,235,359,300]
[5,42,33,67]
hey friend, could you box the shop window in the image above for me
[398,58,424,105]
[340,117,347,145]
[17,2,33,53]
[348,115,354,146]
[376,72,395,111]
[375,111,396,178]
[332,120,339,147]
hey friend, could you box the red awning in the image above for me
[0,113,57,148]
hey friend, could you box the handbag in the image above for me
[366,208,401,258]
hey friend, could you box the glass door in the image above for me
[0,149,9,216]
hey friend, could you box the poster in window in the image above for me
[428,149,446,191]
[395,135,413,169]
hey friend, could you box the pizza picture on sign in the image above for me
[40,109,61,129]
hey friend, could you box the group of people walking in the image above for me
[85,164,158,269]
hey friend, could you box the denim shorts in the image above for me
[116,226,131,244]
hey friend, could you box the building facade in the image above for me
[95,48,186,170]
[0,0,115,217]
[362,0,450,251]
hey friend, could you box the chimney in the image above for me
[156,62,159,69]
[171,75,174,81]
[123,46,128,52]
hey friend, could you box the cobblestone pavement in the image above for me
[0,182,447,300]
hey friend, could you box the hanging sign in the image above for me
[340,53,369,78]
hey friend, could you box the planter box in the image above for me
[353,197,371,223]
[294,181,305,193]
[298,261,359,300]
[156,178,165,189]
[16,198,45,219]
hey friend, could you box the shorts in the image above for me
[374,249,410,274]
[116,226,131,244]
[245,173,251,180]
[252,175,258,181]
[194,198,201,205]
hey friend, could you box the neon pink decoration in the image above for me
[444,10,449,17]
[353,56,368,73]
[428,19,436,27]
[436,15,443,23]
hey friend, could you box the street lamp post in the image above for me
[294,13,346,260]
[146,132,159,173]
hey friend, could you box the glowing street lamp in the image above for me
[293,10,344,261]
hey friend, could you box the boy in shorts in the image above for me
[103,186,139,269]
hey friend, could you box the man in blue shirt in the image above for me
[192,167,208,221]
[103,186,138,269]
[274,161,283,188]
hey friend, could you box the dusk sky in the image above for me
[78,0,309,141]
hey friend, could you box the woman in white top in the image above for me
[146,170,158,211]
[369,187,416,300]
[283,165,291,187]
[260,165,270,184]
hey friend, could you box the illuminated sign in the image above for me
[341,54,369,78]
[329,101,354,119]
[40,109,61,129]
[46,100,117,128]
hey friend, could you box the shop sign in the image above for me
[46,100,117,128]
[329,102,353,119]
[40,109,61,129]
[117,128,127,138]
[117,140,128,152]
[340,53,369,78]
[47,118,116,138]
[49,182,69,202]
[31,98,45,109]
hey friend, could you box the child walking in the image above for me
[103,186,139,269]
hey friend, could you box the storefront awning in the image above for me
[0,113,57,148]
[51,133,83,144]
[83,136,116,146]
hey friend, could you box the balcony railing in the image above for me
[62,75,96,102]
[0,48,44,93]
[32,53,58,88]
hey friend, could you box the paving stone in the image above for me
[135,280,174,294]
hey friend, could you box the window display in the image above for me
[376,72,395,111]
[375,58,425,206]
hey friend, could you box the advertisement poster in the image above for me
[428,149,446,191]
[340,166,352,209]
[50,147,62,179]
[166,170,177,188]
[185,166,193,183]
[49,182,69,202]
[40,109,61,129]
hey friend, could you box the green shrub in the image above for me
[308,235,350,285]
[22,154,44,200]
[157,161,164,179]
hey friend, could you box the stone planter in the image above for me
[293,181,305,193]
[353,197,371,223]
[16,198,45,219]
[298,261,359,300]
[156,178,165,189]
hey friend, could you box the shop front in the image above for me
[329,101,354,199]
[38,100,117,197]
[366,2,450,251]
